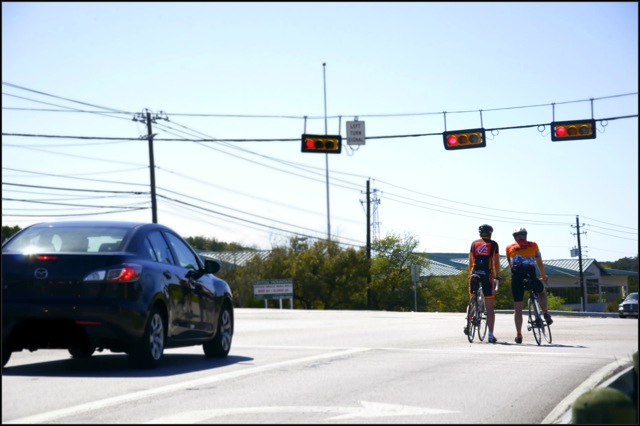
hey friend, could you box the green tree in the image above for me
[286,239,368,310]
[602,255,639,272]
[422,273,468,313]
[370,232,428,311]
[2,225,22,243]
[185,235,252,252]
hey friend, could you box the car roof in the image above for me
[25,220,166,230]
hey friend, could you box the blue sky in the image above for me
[2,2,638,262]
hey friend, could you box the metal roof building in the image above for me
[197,250,271,269]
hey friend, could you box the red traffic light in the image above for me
[443,128,486,150]
[301,134,342,153]
[551,119,596,141]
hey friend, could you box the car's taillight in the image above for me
[35,255,58,261]
[83,263,142,283]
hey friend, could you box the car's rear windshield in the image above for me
[2,226,130,254]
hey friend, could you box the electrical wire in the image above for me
[2,83,637,247]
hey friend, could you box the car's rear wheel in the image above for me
[129,307,165,369]
[203,303,233,358]
[69,345,96,359]
[2,343,10,367]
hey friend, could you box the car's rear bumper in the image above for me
[2,300,148,352]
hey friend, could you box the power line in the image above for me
[3,82,635,119]
[3,113,637,143]
[3,83,637,250]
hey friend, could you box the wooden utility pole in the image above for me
[145,110,158,223]
[366,179,372,309]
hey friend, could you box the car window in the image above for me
[3,226,127,254]
[142,238,158,261]
[147,231,175,265]
[163,232,200,271]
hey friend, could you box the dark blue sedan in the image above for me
[2,220,234,369]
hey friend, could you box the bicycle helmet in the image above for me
[513,227,527,240]
[479,224,493,236]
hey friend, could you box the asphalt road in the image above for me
[2,309,637,424]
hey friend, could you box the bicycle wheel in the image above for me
[477,293,488,341]
[528,295,542,346]
[542,320,552,344]
[466,297,476,343]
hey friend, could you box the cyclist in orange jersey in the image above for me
[506,227,553,344]
[465,224,501,343]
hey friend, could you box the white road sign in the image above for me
[346,121,366,145]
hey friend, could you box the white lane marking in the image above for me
[145,401,459,423]
[4,348,368,424]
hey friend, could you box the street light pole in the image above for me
[323,62,331,240]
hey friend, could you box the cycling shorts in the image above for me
[511,271,544,302]
[469,271,494,299]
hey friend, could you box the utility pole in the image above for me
[366,179,372,308]
[572,215,587,312]
[145,110,158,224]
[133,110,167,224]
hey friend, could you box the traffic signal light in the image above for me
[443,128,486,150]
[301,134,342,154]
[551,119,596,141]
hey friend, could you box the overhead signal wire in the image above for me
[2,83,637,240]
[4,111,637,143]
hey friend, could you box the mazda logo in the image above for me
[34,268,49,279]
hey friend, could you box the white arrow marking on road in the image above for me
[328,400,458,420]
[145,401,458,423]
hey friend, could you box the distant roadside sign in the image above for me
[346,120,366,145]
[254,279,293,300]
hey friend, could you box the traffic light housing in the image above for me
[301,134,342,154]
[443,128,486,150]
[551,119,596,141]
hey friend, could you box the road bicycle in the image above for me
[523,276,552,346]
[465,274,487,343]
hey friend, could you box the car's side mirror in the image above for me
[204,259,221,274]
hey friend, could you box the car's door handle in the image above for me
[163,271,172,279]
